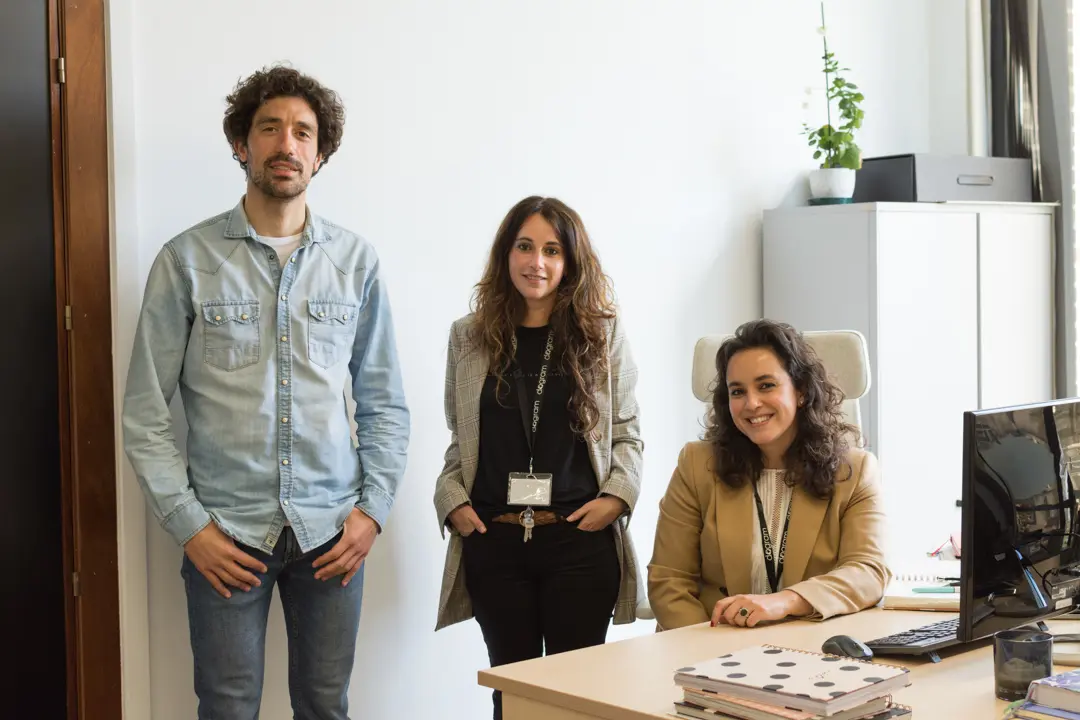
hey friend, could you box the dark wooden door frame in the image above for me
[49,0,122,716]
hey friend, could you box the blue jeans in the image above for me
[181,527,364,720]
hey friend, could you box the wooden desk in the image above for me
[480,609,1073,719]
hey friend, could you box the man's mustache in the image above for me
[265,155,302,171]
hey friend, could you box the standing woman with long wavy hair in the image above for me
[433,196,644,719]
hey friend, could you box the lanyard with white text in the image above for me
[753,483,792,594]
[511,329,555,473]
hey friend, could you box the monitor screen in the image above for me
[960,399,1080,642]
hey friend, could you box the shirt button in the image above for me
[283,500,290,506]
[318,311,325,318]
[282,459,290,466]
[281,294,288,302]
[214,315,222,322]
[281,417,289,424]
[290,257,296,263]
[281,335,288,342]
[281,379,288,386]
[268,253,276,261]
[342,314,349,321]
[241,313,249,320]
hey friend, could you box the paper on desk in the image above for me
[882,582,960,611]
[882,558,961,611]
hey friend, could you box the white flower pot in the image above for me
[808,167,857,200]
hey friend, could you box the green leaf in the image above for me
[846,82,858,89]
[853,93,864,102]
[839,145,861,170]
[813,150,822,159]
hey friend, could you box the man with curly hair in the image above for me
[122,65,410,719]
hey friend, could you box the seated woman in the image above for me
[647,319,888,630]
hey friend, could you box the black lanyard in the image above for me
[752,481,792,594]
[511,329,555,474]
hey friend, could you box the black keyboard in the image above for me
[865,617,961,657]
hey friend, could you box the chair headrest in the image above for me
[691,330,871,403]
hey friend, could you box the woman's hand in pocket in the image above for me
[568,496,627,531]
[449,504,487,537]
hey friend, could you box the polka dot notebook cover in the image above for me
[673,645,911,717]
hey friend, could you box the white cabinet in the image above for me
[762,202,1054,556]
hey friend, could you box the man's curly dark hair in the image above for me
[705,319,858,500]
[223,65,345,174]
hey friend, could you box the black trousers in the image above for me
[463,520,621,720]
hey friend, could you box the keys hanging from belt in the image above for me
[520,507,535,542]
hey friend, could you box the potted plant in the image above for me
[802,3,865,203]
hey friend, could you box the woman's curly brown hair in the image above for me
[470,196,615,434]
[223,65,345,175]
[706,319,858,499]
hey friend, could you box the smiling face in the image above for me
[233,96,323,200]
[507,213,566,310]
[725,346,804,466]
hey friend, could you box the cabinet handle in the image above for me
[957,174,994,186]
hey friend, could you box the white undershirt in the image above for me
[257,233,302,525]
[257,233,303,268]
[750,469,793,595]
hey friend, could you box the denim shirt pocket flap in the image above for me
[307,300,358,369]
[201,300,261,371]
[202,301,261,326]
[308,300,358,326]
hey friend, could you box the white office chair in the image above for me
[635,329,872,622]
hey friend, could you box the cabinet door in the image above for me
[876,211,979,558]
[977,211,1054,409]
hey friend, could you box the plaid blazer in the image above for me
[433,313,645,631]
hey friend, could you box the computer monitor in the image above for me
[959,397,1080,642]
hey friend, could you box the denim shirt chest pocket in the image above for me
[202,300,261,370]
[307,300,359,368]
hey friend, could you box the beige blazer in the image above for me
[434,314,644,631]
[648,441,889,631]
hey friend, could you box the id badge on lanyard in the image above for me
[507,329,555,541]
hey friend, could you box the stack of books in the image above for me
[672,644,912,719]
[1007,668,1080,719]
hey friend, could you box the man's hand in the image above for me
[448,504,487,537]
[184,523,268,599]
[313,508,378,587]
[567,496,627,531]
[711,590,813,628]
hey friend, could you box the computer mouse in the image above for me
[821,634,874,660]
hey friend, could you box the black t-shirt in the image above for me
[469,325,599,519]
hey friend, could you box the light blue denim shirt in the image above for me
[122,199,410,553]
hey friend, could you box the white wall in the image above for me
[108,2,944,718]
[928,0,971,155]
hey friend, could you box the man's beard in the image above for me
[248,158,309,199]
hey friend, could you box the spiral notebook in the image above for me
[674,645,911,717]
[883,558,961,611]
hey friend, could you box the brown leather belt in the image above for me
[491,510,565,527]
